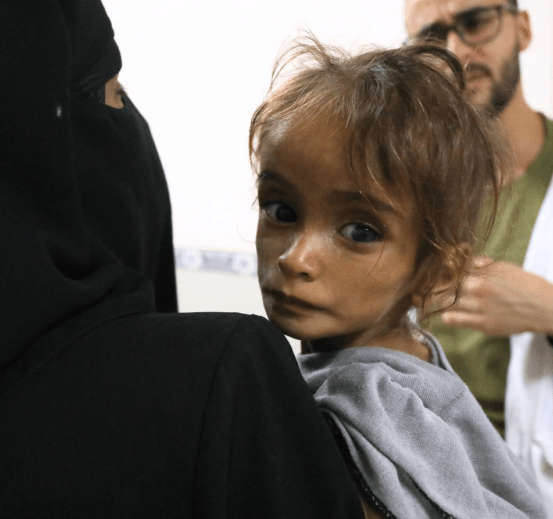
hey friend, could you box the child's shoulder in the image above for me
[298,342,468,418]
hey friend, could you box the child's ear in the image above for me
[411,282,456,313]
[411,242,471,312]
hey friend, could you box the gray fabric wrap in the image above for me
[298,340,546,519]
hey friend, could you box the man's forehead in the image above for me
[405,0,504,34]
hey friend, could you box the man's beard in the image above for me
[465,43,521,116]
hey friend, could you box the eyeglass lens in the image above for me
[458,7,501,42]
[416,6,503,45]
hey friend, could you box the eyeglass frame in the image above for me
[407,4,519,47]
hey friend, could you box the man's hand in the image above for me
[439,256,553,337]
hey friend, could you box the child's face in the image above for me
[255,119,421,349]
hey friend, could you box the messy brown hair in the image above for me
[250,34,510,323]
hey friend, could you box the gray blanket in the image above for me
[298,336,546,518]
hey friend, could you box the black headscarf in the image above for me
[0,0,169,375]
[0,0,177,374]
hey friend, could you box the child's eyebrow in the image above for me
[331,190,399,216]
[259,170,400,216]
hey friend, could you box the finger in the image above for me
[458,274,493,301]
[445,299,482,314]
[441,310,486,330]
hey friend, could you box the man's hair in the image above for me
[509,0,518,8]
[250,35,510,321]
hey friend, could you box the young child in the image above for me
[250,37,547,519]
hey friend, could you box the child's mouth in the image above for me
[263,288,323,311]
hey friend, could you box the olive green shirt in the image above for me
[427,118,553,437]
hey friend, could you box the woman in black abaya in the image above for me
[0,0,364,517]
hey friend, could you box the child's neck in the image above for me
[305,329,431,363]
[379,329,431,363]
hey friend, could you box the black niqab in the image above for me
[71,0,178,312]
[73,94,178,312]
[0,0,154,375]
[61,0,123,95]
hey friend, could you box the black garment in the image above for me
[0,1,364,517]
[0,312,364,518]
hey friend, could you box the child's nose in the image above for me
[277,233,326,279]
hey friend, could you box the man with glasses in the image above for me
[406,0,553,511]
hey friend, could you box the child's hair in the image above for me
[250,34,511,321]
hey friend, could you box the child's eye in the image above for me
[341,223,380,243]
[264,202,297,223]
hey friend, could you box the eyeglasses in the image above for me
[410,4,518,47]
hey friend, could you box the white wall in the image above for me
[104,0,406,253]
[103,0,553,330]
[519,0,553,118]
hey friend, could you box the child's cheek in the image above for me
[255,229,276,281]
